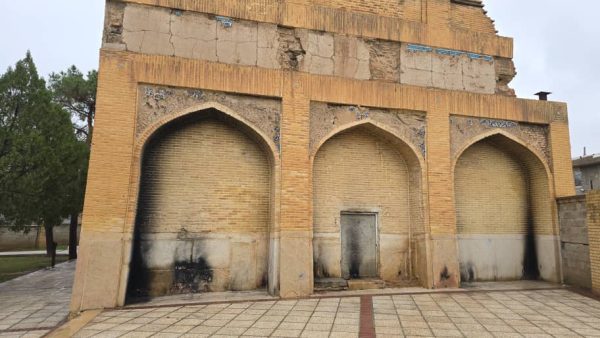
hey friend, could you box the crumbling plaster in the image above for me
[137,85,282,151]
[310,102,426,156]
[450,115,551,168]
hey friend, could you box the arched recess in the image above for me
[311,121,428,287]
[125,106,279,301]
[453,131,559,283]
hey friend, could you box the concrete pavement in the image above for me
[3,261,600,337]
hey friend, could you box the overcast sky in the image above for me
[0,0,598,156]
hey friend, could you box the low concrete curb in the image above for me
[46,310,102,338]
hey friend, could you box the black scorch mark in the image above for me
[171,257,213,294]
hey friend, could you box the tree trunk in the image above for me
[69,213,78,260]
[44,224,55,257]
[87,110,94,147]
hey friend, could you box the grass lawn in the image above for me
[3,245,69,252]
[0,255,69,283]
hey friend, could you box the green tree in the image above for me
[49,67,97,145]
[49,67,96,259]
[0,52,82,257]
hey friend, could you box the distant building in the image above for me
[573,154,600,194]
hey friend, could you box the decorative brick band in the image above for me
[407,43,494,62]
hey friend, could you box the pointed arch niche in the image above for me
[311,121,428,287]
[453,132,559,283]
[123,104,281,302]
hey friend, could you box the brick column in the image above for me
[426,91,460,288]
[70,52,137,312]
[587,191,600,293]
[549,121,576,197]
[278,71,314,297]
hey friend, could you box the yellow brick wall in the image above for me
[290,0,423,22]
[588,190,600,293]
[450,3,496,34]
[455,141,528,234]
[550,122,576,197]
[313,126,410,235]
[455,138,553,235]
[137,115,271,234]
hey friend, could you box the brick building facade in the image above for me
[70,0,575,312]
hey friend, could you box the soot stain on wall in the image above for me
[128,121,219,299]
[314,259,331,279]
[522,204,540,280]
[348,225,361,278]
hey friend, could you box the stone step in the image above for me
[314,278,348,291]
[347,279,386,290]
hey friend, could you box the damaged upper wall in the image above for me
[285,0,497,35]
[104,1,516,96]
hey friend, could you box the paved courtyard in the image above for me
[3,262,600,337]
[71,289,600,337]
[0,260,75,338]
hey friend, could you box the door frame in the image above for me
[340,211,380,279]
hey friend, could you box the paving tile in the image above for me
[73,329,101,338]
[151,317,180,325]
[252,320,281,329]
[375,319,401,327]
[138,324,169,332]
[376,325,403,334]
[431,328,463,336]
[331,323,359,332]
[307,316,334,324]
[427,322,457,330]
[284,317,311,325]
[271,328,302,337]
[119,331,155,338]
[161,325,194,333]
[300,330,330,338]
[93,330,128,338]
[214,326,248,335]
[484,324,516,333]
[329,332,358,338]
[401,327,433,336]
[303,323,332,331]
[400,320,429,329]
[278,322,306,330]
[187,325,220,334]
[243,327,275,336]
[152,332,182,338]
[201,319,230,326]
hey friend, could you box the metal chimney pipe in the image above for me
[535,91,552,101]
